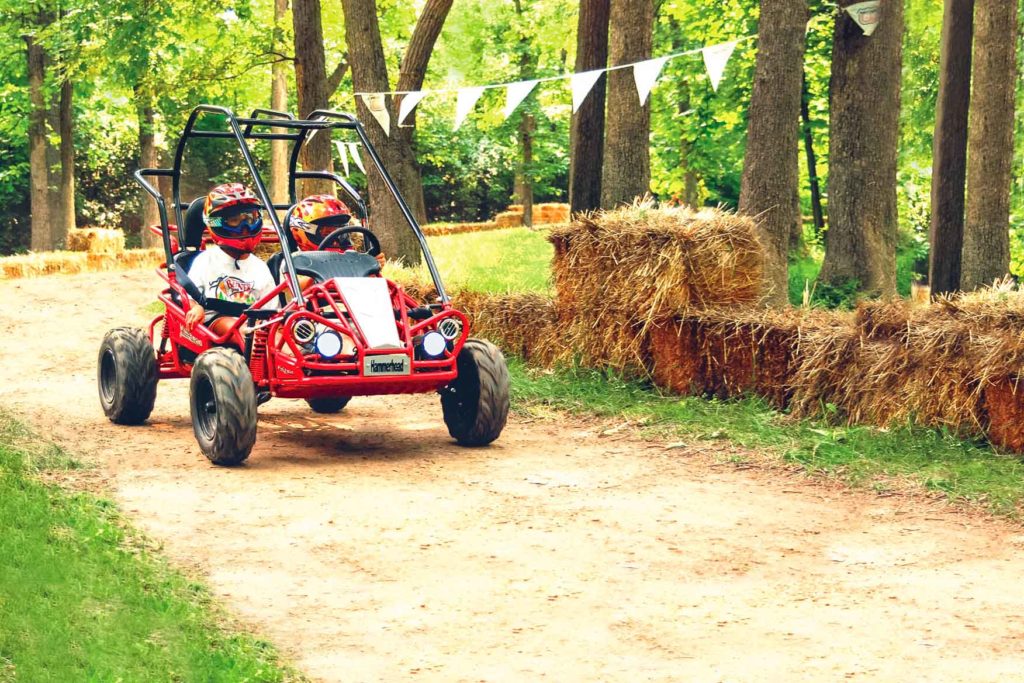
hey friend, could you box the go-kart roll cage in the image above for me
[133,104,449,307]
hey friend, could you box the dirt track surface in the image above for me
[4,270,1024,681]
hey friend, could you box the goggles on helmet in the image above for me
[210,209,263,237]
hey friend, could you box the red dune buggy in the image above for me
[98,106,509,465]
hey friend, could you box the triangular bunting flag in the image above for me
[454,86,486,131]
[334,140,350,176]
[397,91,427,127]
[702,40,738,92]
[504,79,539,120]
[633,57,669,106]
[845,1,881,36]
[570,70,604,113]
[359,93,391,137]
[348,142,365,173]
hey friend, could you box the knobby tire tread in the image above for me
[99,327,158,425]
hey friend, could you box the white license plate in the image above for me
[364,353,410,376]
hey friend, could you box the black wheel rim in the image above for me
[99,349,117,404]
[195,375,217,440]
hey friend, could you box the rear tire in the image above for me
[98,327,158,425]
[306,396,351,414]
[441,339,510,446]
[189,348,257,467]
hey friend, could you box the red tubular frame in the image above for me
[149,267,468,398]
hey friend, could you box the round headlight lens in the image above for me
[315,331,343,359]
[422,331,447,358]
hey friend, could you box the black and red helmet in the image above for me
[203,183,264,253]
[288,194,353,251]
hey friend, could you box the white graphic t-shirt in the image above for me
[187,245,276,308]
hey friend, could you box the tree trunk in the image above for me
[601,0,653,209]
[341,0,453,264]
[569,0,610,215]
[135,83,161,248]
[292,0,333,196]
[271,0,290,207]
[929,0,975,295]
[819,0,903,298]
[25,26,51,252]
[961,0,1017,290]
[515,115,535,227]
[56,78,75,245]
[738,0,807,308]
[512,0,535,227]
[800,75,824,237]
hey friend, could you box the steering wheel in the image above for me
[318,226,381,256]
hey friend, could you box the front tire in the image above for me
[98,327,158,425]
[441,339,510,446]
[190,348,257,466]
[306,396,351,414]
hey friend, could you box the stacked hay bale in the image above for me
[0,248,163,281]
[548,202,764,373]
[67,228,125,255]
[783,283,1024,447]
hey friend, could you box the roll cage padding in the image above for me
[291,251,382,281]
[182,197,207,250]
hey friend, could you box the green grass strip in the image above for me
[509,359,1024,518]
[0,415,297,683]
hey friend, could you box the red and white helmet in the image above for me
[288,194,353,251]
[203,183,264,253]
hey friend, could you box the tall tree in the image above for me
[800,74,824,236]
[292,0,333,195]
[24,16,52,251]
[56,77,75,245]
[929,0,975,295]
[819,0,904,297]
[512,0,537,227]
[568,0,610,215]
[601,0,654,208]
[738,0,807,307]
[961,0,1017,290]
[341,0,453,263]
[270,0,290,206]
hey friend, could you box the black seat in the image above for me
[170,197,209,305]
[173,197,208,273]
[291,251,382,282]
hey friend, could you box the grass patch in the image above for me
[391,227,553,294]
[0,413,298,682]
[509,359,1024,518]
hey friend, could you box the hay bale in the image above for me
[985,378,1024,452]
[548,201,764,373]
[66,228,125,255]
[854,298,911,341]
[494,211,523,228]
[650,319,704,395]
[535,203,570,224]
[459,291,559,364]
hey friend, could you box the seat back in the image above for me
[181,197,207,251]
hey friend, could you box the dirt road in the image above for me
[3,269,1024,681]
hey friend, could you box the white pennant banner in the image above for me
[504,79,539,120]
[845,1,881,36]
[454,86,485,130]
[570,69,604,113]
[633,56,669,106]
[334,140,350,176]
[702,40,738,92]
[397,91,427,127]
[348,142,365,173]
[360,93,391,137]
